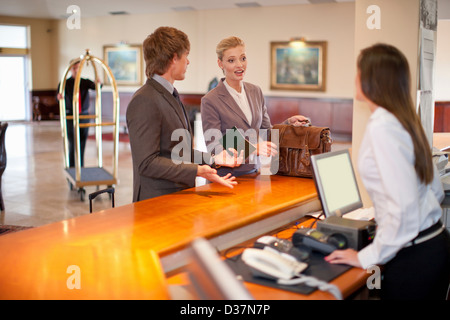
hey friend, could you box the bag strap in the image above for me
[278,125,287,142]
[302,129,311,166]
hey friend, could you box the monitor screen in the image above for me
[311,149,363,217]
[185,237,253,300]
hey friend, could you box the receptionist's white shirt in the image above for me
[357,107,444,269]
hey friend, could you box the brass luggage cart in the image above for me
[58,50,120,201]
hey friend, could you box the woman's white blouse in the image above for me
[357,107,444,269]
[223,80,253,125]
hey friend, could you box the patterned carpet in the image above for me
[0,225,33,236]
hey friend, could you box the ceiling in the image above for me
[0,0,449,20]
[1,0,353,20]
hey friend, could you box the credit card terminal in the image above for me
[292,228,347,255]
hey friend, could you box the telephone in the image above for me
[241,246,343,300]
[254,235,310,261]
[241,247,308,281]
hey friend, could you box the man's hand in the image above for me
[197,165,237,189]
[213,148,244,168]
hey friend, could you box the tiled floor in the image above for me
[0,121,133,227]
[0,121,351,227]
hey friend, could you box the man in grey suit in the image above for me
[126,27,242,202]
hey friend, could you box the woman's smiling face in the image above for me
[218,45,247,83]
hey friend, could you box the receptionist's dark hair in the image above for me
[357,43,433,184]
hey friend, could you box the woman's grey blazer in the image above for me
[201,78,272,176]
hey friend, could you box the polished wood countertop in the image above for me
[0,174,326,299]
[0,174,318,255]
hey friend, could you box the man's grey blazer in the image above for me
[126,78,210,202]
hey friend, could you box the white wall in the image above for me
[3,2,448,101]
[435,19,450,101]
[352,0,421,207]
[0,16,58,91]
[55,2,355,98]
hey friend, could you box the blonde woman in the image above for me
[201,36,309,177]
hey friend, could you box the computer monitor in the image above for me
[311,149,363,218]
[185,237,254,300]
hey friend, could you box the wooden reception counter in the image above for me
[0,174,367,299]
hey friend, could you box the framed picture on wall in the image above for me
[103,44,143,86]
[270,41,327,91]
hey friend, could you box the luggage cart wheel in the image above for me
[78,187,86,201]
[107,185,114,199]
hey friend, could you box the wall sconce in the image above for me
[289,37,306,48]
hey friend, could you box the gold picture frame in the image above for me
[270,41,327,91]
[103,44,143,86]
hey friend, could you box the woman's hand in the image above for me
[325,249,362,268]
[256,141,278,157]
[197,165,237,189]
[288,115,311,127]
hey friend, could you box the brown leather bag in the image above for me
[271,124,332,178]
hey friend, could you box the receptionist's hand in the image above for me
[197,165,237,189]
[214,148,244,168]
[325,249,362,268]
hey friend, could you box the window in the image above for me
[0,25,28,49]
[0,24,30,121]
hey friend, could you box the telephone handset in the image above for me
[241,246,343,300]
[241,247,308,281]
[253,235,310,261]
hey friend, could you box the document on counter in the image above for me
[305,207,375,221]
[305,210,325,220]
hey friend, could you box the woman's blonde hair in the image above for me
[216,36,245,61]
[358,43,433,184]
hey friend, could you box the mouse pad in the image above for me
[224,251,352,295]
